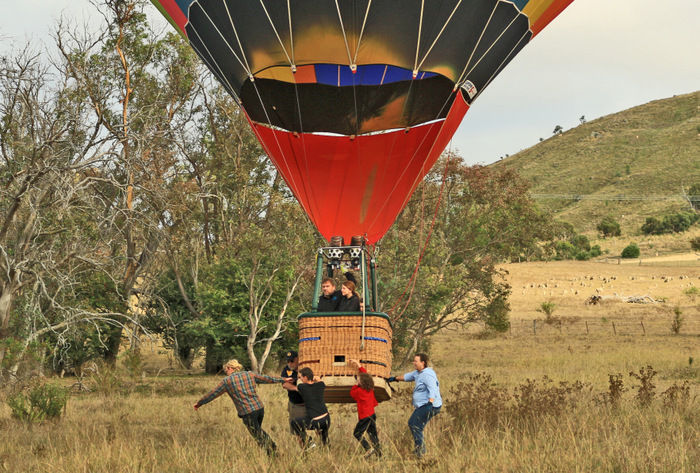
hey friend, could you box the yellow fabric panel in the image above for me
[254,65,317,84]
[522,0,556,26]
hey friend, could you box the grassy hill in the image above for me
[491,91,699,235]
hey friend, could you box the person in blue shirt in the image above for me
[387,353,442,458]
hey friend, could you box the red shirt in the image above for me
[350,367,378,420]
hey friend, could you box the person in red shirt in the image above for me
[349,359,382,457]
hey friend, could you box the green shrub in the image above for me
[7,383,69,422]
[537,301,557,323]
[689,236,700,251]
[554,241,576,260]
[597,217,621,237]
[670,306,683,334]
[575,251,590,261]
[621,243,640,259]
[589,245,602,257]
[642,212,699,235]
[641,217,664,235]
[570,234,591,252]
[483,294,510,333]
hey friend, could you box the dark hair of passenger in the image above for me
[342,280,357,296]
[415,353,429,366]
[321,277,335,286]
[358,372,374,391]
[299,367,314,380]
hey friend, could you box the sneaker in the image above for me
[363,449,375,459]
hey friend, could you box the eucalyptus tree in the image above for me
[56,0,202,362]
[0,45,122,375]
[379,157,555,364]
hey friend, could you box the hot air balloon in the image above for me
[152,0,573,401]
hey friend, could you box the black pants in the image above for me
[291,414,331,446]
[353,414,381,455]
[240,408,276,455]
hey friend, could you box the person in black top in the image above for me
[317,277,341,312]
[283,367,330,447]
[281,350,306,433]
[337,280,361,312]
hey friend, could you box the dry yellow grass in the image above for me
[1,258,698,473]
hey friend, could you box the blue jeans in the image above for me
[408,403,441,457]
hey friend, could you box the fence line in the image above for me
[510,317,700,337]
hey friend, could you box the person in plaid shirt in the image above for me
[194,359,289,455]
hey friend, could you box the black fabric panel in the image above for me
[336,0,372,55]
[186,1,250,94]
[463,6,531,97]
[418,0,502,80]
[240,75,456,135]
[356,0,422,68]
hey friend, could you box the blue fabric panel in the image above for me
[512,0,529,10]
[175,0,194,16]
[361,336,388,343]
[300,337,321,342]
[314,64,437,87]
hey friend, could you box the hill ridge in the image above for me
[491,91,699,233]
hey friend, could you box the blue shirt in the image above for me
[403,367,442,408]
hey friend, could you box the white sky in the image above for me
[2,0,699,165]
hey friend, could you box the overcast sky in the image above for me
[1,0,698,165]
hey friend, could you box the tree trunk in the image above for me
[0,287,16,367]
[246,334,258,373]
[103,324,124,365]
[176,345,194,370]
[204,339,224,374]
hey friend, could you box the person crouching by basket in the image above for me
[283,367,331,449]
[349,359,381,458]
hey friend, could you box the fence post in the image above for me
[612,321,617,335]
[558,320,562,333]
[585,320,589,334]
[640,320,646,335]
[533,319,537,335]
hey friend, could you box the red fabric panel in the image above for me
[531,0,574,37]
[246,94,469,244]
[154,0,188,36]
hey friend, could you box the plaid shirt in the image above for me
[195,371,285,416]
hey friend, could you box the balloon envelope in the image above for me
[152,0,573,243]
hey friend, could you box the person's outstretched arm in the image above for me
[193,380,226,410]
[252,373,286,384]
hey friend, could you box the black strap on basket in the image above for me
[359,359,387,367]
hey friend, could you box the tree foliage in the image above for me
[378,158,555,362]
[597,216,621,238]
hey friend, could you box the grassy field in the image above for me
[1,256,698,473]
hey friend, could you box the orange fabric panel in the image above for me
[531,0,574,37]
[294,65,318,84]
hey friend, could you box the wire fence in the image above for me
[508,316,700,337]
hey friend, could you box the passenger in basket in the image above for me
[317,277,342,312]
[337,280,361,312]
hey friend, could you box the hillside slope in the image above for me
[491,91,699,234]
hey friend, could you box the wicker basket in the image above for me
[298,312,393,402]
